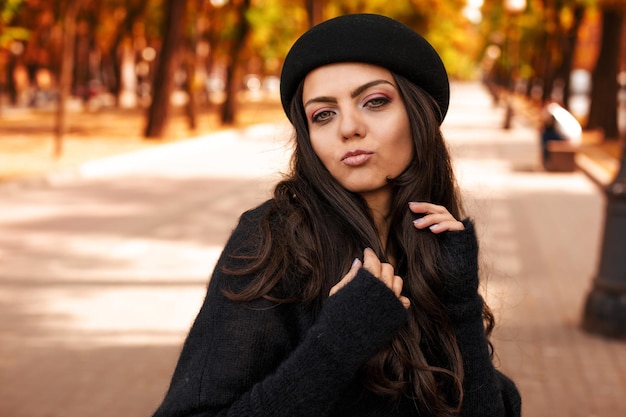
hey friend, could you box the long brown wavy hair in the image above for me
[225,73,494,416]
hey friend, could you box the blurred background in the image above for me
[1,1,626,416]
[0,0,624,171]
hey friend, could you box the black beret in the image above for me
[280,13,450,124]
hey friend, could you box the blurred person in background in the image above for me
[539,100,582,169]
[152,14,521,417]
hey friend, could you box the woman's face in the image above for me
[302,63,413,209]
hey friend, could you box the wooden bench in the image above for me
[544,140,577,172]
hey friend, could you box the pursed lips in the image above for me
[341,149,374,166]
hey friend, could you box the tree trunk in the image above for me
[536,5,554,103]
[184,49,197,130]
[220,0,250,125]
[144,0,188,139]
[6,53,19,106]
[54,1,81,158]
[306,0,325,27]
[557,5,585,108]
[183,2,207,131]
[587,8,622,140]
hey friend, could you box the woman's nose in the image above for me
[339,108,366,140]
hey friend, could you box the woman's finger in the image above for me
[362,247,381,278]
[329,257,361,296]
[379,263,395,288]
[427,220,465,233]
[408,201,447,215]
[409,202,464,233]
[391,275,403,298]
[414,215,464,232]
[348,248,409,309]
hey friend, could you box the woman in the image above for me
[152,13,521,417]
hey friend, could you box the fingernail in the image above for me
[351,258,361,268]
[429,224,438,231]
[413,218,423,225]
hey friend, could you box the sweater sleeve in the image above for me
[152,205,408,417]
[439,219,521,417]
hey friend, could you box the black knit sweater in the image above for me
[152,200,521,417]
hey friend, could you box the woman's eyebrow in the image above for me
[350,79,394,98]
[304,79,394,108]
[304,96,337,108]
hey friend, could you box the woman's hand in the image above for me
[410,202,479,301]
[330,249,410,309]
[409,202,464,234]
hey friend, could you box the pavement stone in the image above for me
[0,81,624,417]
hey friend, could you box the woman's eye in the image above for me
[365,96,390,109]
[312,110,333,123]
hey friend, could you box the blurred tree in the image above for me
[586,0,624,139]
[549,1,587,107]
[55,0,84,157]
[219,0,250,125]
[305,0,324,26]
[246,0,308,75]
[101,0,152,104]
[421,0,484,79]
[16,0,612,136]
[0,0,30,108]
[2,1,57,107]
[144,0,188,138]
[481,0,591,105]
[180,0,205,131]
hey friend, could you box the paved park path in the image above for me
[1,81,624,416]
